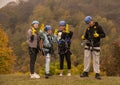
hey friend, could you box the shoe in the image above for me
[45,74,49,79]
[59,73,63,77]
[95,73,101,80]
[47,74,52,76]
[30,73,40,79]
[80,72,89,77]
[30,74,35,78]
[67,73,71,76]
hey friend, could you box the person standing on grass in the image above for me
[54,21,73,77]
[39,25,54,79]
[80,16,106,79]
[26,20,40,79]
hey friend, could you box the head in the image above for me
[84,16,94,26]
[32,20,39,29]
[44,25,52,34]
[59,21,66,31]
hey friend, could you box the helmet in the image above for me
[44,25,52,31]
[59,21,66,26]
[32,20,39,25]
[84,16,92,24]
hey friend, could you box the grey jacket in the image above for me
[26,28,38,48]
[40,31,54,52]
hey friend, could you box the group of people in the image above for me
[26,16,106,80]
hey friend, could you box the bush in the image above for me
[38,61,85,75]
[106,38,120,76]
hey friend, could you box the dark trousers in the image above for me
[29,47,38,74]
[59,52,71,70]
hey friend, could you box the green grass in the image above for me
[0,74,120,85]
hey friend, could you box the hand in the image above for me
[40,24,45,31]
[54,29,58,35]
[94,31,99,38]
[32,27,36,35]
[65,24,70,33]
[30,35,34,42]
[81,35,85,40]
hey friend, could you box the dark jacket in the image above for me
[85,22,105,47]
[58,31,73,55]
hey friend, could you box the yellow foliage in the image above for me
[0,27,16,74]
[0,28,8,47]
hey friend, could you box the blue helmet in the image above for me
[44,25,52,31]
[32,20,39,25]
[59,21,66,26]
[84,16,92,24]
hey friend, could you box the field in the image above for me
[0,74,120,85]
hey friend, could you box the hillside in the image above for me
[0,0,120,76]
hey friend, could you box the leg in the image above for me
[83,49,91,72]
[45,53,51,74]
[65,53,71,76]
[65,53,71,70]
[29,48,37,74]
[92,51,100,73]
[92,50,101,79]
[80,49,91,77]
[59,54,64,70]
[59,54,64,76]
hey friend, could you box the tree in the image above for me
[0,26,16,74]
[106,37,120,76]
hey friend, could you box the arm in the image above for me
[69,31,73,39]
[27,29,34,42]
[40,39,44,50]
[98,26,106,38]
[84,30,89,40]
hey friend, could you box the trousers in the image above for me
[45,53,51,74]
[59,52,71,70]
[29,47,38,74]
[84,46,100,73]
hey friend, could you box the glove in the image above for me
[58,40,62,44]
[54,29,58,35]
[81,35,85,40]
[65,24,70,33]
[94,31,99,38]
[30,35,34,42]
[40,24,45,31]
[32,27,36,35]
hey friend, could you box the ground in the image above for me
[0,74,120,85]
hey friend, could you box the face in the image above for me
[59,25,65,31]
[33,23,39,29]
[47,30,52,34]
[88,21,94,27]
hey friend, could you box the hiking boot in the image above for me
[48,74,52,76]
[95,73,101,80]
[45,74,49,79]
[80,72,89,77]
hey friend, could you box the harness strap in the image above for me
[85,46,100,52]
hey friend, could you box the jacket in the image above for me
[26,28,38,48]
[57,31,73,55]
[39,31,53,53]
[85,22,106,47]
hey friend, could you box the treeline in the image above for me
[0,0,120,76]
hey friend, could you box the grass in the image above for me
[0,74,120,85]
